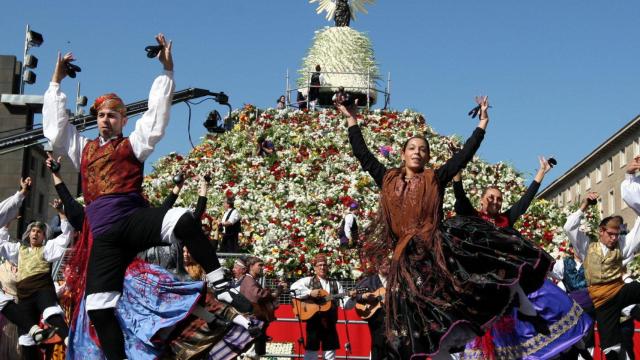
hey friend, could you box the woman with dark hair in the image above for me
[338,96,553,359]
[276,95,286,109]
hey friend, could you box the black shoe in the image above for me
[517,311,550,336]
[604,350,619,360]
[207,314,232,331]
[247,320,262,337]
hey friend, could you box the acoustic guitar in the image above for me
[252,280,288,322]
[292,287,368,321]
[252,298,278,322]
[355,287,386,320]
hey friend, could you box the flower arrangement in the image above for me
[143,106,609,279]
[298,26,379,101]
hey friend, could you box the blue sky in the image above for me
[1,1,638,186]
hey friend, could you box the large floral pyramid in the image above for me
[298,26,379,103]
[143,106,603,279]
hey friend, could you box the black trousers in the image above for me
[220,233,239,253]
[368,311,391,360]
[86,207,167,296]
[621,318,635,360]
[254,322,269,355]
[305,309,340,351]
[595,282,640,349]
[16,286,62,336]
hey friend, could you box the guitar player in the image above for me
[239,256,287,358]
[290,254,353,360]
[354,259,391,360]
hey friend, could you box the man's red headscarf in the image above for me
[90,93,126,116]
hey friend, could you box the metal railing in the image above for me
[284,69,391,111]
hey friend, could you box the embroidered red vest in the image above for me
[479,211,509,228]
[80,137,143,204]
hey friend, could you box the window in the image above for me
[566,189,572,203]
[596,167,602,183]
[597,199,603,216]
[38,193,44,215]
[557,195,563,207]
[30,157,36,171]
[620,149,627,167]
[607,158,613,176]
[621,191,628,209]
[608,189,615,215]
[635,139,640,156]
[585,175,591,190]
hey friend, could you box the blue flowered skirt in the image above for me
[462,280,593,360]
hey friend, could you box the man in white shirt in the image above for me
[291,254,352,360]
[42,34,239,360]
[563,157,640,360]
[0,178,64,351]
[0,196,73,357]
[339,202,358,248]
[219,197,241,253]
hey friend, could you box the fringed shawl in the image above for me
[367,167,462,338]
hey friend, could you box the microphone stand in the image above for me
[290,289,306,359]
[340,297,353,360]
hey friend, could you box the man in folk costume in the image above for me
[239,256,287,359]
[564,156,640,360]
[291,254,352,360]
[0,178,65,353]
[42,34,247,360]
[353,259,391,360]
[0,190,73,358]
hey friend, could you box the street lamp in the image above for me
[20,25,44,94]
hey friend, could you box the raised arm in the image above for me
[452,172,478,216]
[563,193,598,261]
[161,172,185,210]
[621,158,640,214]
[47,155,84,229]
[0,178,29,227]
[0,228,19,264]
[129,34,175,162]
[620,160,640,258]
[43,52,88,169]
[194,175,209,218]
[436,97,489,186]
[504,157,551,225]
[43,206,74,263]
[337,102,387,188]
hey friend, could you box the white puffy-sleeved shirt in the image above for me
[290,275,351,309]
[42,71,175,168]
[563,174,640,262]
[0,219,73,264]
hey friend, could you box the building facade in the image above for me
[538,114,640,223]
[0,55,80,237]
